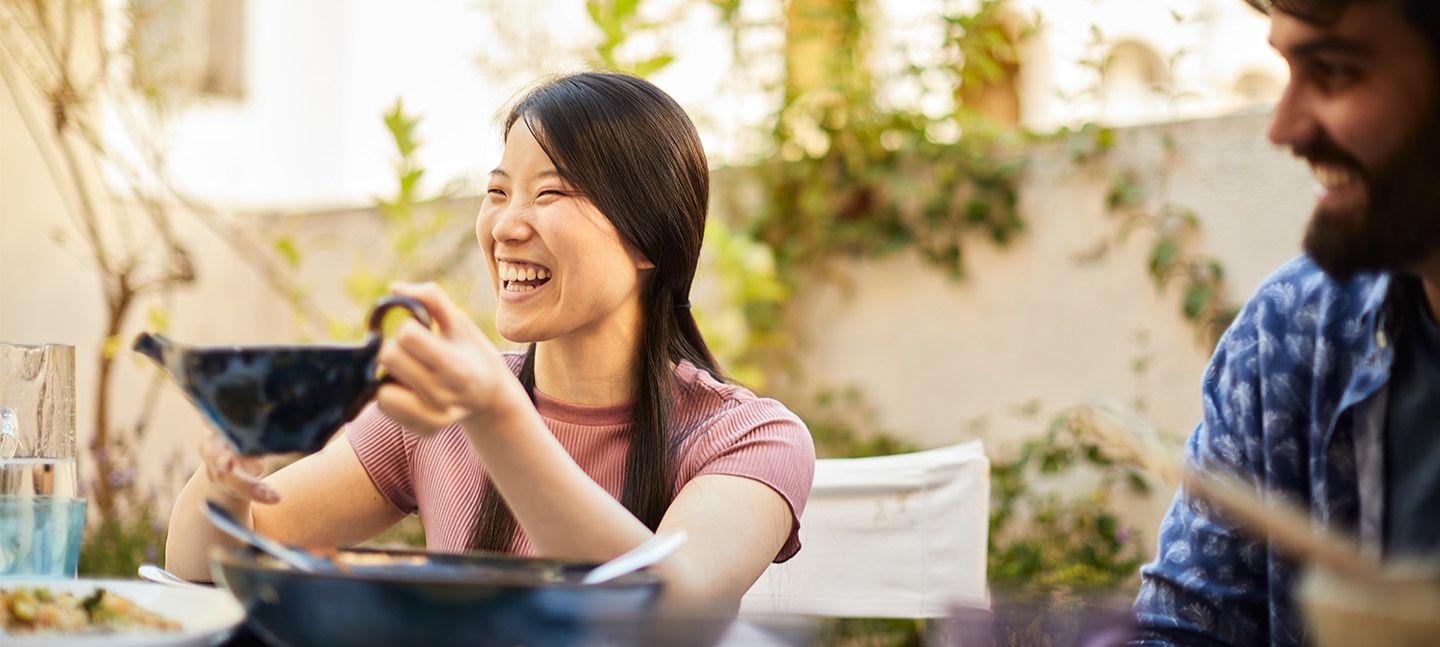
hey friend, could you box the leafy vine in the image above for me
[1070,18,1239,350]
[1106,160,1239,350]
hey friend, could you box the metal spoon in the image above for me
[203,500,330,573]
[138,563,215,591]
[581,529,689,585]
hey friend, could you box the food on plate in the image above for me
[0,586,182,635]
[253,548,425,572]
[332,551,427,568]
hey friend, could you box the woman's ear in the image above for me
[626,242,655,270]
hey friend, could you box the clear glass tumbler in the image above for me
[0,343,84,579]
[0,495,86,578]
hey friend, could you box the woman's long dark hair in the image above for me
[470,72,721,552]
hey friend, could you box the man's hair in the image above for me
[1245,0,1440,59]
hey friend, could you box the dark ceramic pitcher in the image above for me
[133,297,431,456]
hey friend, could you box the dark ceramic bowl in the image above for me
[132,297,430,456]
[212,546,664,647]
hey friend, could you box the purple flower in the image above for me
[107,467,136,488]
[1116,524,1132,544]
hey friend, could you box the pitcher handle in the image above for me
[366,295,434,341]
[365,296,434,386]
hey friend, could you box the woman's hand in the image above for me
[199,431,280,505]
[375,282,526,436]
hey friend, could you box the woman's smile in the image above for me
[497,260,553,295]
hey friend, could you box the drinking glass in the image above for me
[0,495,86,578]
[1,343,83,579]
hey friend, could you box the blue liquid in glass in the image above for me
[0,495,86,579]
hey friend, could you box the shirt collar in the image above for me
[1326,268,1396,443]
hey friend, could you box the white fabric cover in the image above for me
[740,439,990,618]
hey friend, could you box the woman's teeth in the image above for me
[499,263,551,281]
[499,262,551,292]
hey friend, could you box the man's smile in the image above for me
[1309,161,1367,212]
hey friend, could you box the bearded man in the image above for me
[1131,0,1440,645]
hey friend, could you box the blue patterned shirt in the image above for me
[1132,255,1404,646]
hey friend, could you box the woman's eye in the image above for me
[486,188,506,198]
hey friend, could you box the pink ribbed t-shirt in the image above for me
[347,353,815,562]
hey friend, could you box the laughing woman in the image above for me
[165,72,816,609]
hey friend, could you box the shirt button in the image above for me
[1377,331,1389,348]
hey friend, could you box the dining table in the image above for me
[131,572,814,647]
[209,611,810,647]
[1,576,816,647]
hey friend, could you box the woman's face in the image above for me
[477,120,653,345]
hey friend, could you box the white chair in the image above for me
[740,439,990,619]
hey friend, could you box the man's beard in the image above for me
[1301,121,1440,280]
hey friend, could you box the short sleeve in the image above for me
[684,399,816,563]
[346,403,420,515]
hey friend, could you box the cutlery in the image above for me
[203,500,331,573]
[139,563,215,590]
[581,529,688,585]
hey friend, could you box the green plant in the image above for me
[945,0,1032,124]
[342,99,481,338]
[987,406,1152,599]
[697,0,1030,402]
[741,110,1026,284]
[587,0,676,75]
[817,618,925,647]
[364,515,428,549]
[1107,166,1239,349]
[1067,14,1238,350]
[78,499,167,577]
[731,0,1029,284]
[268,98,490,344]
[692,215,791,387]
[803,387,918,459]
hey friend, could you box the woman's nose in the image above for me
[487,203,533,243]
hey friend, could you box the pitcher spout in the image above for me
[132,332,169,366]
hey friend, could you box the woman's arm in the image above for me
[651,474,793,605]
[164,434,406,581]
[457,401,791,607]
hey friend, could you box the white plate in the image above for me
[0,578,245,647]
